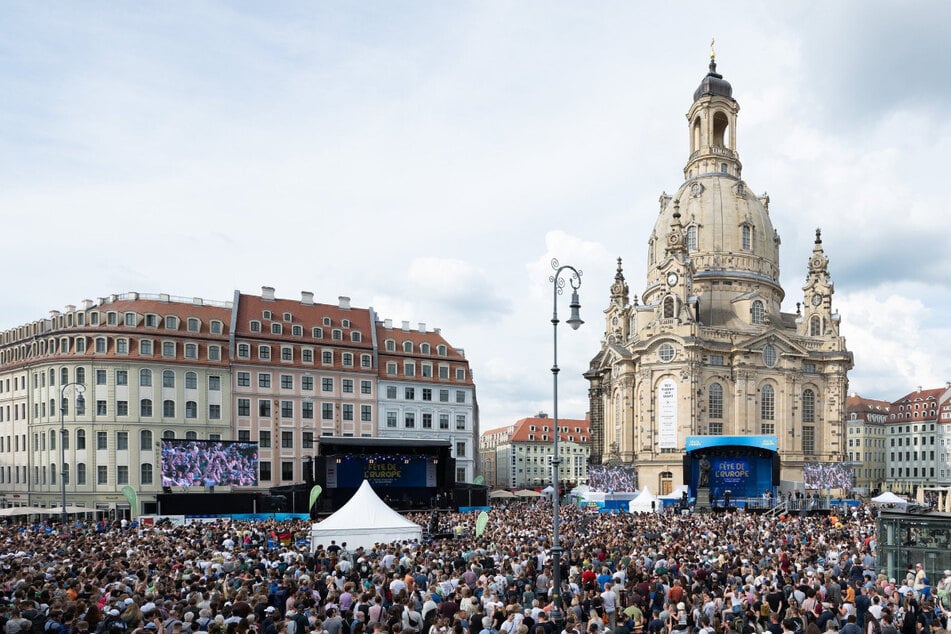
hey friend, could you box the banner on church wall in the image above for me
[657,378,678,449]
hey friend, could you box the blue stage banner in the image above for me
[685,435,777,451]
[331,456,436,488]
[712,457,752,486]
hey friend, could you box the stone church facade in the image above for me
[585,57,853,494]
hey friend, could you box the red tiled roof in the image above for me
[507,416,590,443]
[235,293,374,347]
[846,394,891,413]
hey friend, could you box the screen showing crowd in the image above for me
[588,465,638,492]
[802,461,853,490]
[161,440,258,487]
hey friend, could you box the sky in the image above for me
[2,2,951,431]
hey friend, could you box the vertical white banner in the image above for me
[657,378,678,449]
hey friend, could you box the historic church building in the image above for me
[585,57,853,495]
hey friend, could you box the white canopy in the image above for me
[310,480,422,551]
[871,491,908,507]
[628,485,662,513]
[658,485,690,500]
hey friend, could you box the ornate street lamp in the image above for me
[548,258,583,624]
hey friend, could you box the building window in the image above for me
[237,372,250,387]
[405,387,415,400]
[258,373,271,388]
[117,401,128,416]
[752,300,765,325]
[351,331,362,342]
[302,401,314,419]
[141,429,153,449]
[802,426,816,455]
[185,401,197,419]
[658,343,675,362]
[210,320,223,334]
[322,403,333,420]
[117,431,128,450]
[259,400,271,417]
[259,430,271,448]
[385,339,395,352]
[96,400,107,416]
[342,404,353,421]
[141,463,153,485]
[440,389,449,403]
[116,338,128,354]
[456,390,466,404]
[281,431,293,449]
[302,349,313,363]
[280,374,293,390]
[281,401,293,418]
[237,343,250,359]
[303,431,314,448]
[332,329,342,340]
[250,320,261,333]
[709,383,723,419]
[802,389,816,423]
[342,379,354,393]
[302,375,314,391]
[760,384,775,421]
[184,343,198,359]
[440,414,449,430]
[312,327,323,338]
[456,368,466,381]
[686,225,698,251]
[361,380,372,395]
[163,370,175,388]
[258,345,270,360]
[342,353,354,367]
[810,315,822,336]
[97,466,108,485]
[163,400,175,418]
[456,415,466,430]
[361,405,372,422]
[322,378,333,392]
[97,431,108,450]
[237,399,250,416]
[322,350,333,365]
[762,343,777,368]
[141,399,153,417]
[361,354,372,368]
[208,376,221,391]
[405,412,415,428]
[140,369,152,387]
[259,461,271,481]
[271,323,283,335]
[663,296,675,319]
[386,411,397,428]
[281,346,293,361]
[281,461,294,481]
[455,442,466,457]
[162,341,175,357]
[741,225,752,250]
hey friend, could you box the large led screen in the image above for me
[161,439,258,487]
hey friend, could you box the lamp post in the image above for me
[59,382,85,527]
[548,258,583,625]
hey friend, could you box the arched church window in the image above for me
[708,383,723,419]
[692,117,701,152]
[802,389,816,423]
[810,315,821,336]
[760,384,775,421]
[741,225,752,251]
[751,300,765,325]
[663,297,675,319]
[686,226,698,251]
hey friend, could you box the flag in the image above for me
[120,486,137,517]
[473,475,484,485]
[475,510,489,537]
[309,485,323,510]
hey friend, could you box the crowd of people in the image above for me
[160,441,258,488]
[801,465,853,492]
[0,501,948,634]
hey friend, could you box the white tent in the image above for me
[310,480,422,552]
[658,485,690,500]
[870,491,908,508]
[628,486,662,513]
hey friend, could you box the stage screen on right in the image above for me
[803,461,854,490]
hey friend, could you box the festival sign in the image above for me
[657,378,678,449]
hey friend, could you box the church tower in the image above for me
[585,54,853,493]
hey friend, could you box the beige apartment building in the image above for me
[845,394,890,495]
[0,293,232,514]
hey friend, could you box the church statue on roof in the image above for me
[584,53,853,498]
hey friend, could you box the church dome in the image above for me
[649,176,780,286]
[693,59,733,101]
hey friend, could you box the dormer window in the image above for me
[421,342,430,354]
[165,316,179,330]
[686,226,698,251]
[250,321,261,333]
[283,312,292,322]
[351,331,361,342]
[741,225,752,251]
[312,327,323,338]
[751,300,765,325]
[187,318,200,332]
[342,319,350,328]
[271,323,282,335]
[124,313,137,327]
[262,310,272,320]
[403,341,413,353]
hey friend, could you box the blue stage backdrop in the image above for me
[685,436,777,500]
[326,456,437,488]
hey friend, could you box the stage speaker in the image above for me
[313,456,327,487]
[683,453,691,485]
[303,456,314,485]
[772,454,781,485]
[441,457,455,489]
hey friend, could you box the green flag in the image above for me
[473,475,484,485]
[475,510,489,537]
[120,486,137,517]
[309,485,323,510]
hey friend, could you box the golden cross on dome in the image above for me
[710,38,716,60]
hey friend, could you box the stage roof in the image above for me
[317,437,451,452]
[685,435,778,452]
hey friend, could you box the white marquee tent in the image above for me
[628,486,662,513]
[310,480,422,551]
[870,491,908,508]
